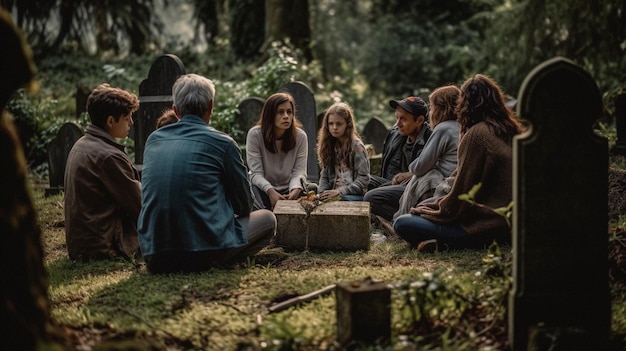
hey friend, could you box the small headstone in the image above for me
[274,200,370,251]
[133,54,185,165]
[361,117,389,154]
[46,122,83,196]
[335,278,391,347]
[235,97,264,144]
[510,57,609,350]
[280,81,319,182]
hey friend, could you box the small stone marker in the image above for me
[361,117,389,155]
[235,97,264,145]
[335,278,391,347]
[280,81,320,182]
[46,122,83,196]
[274,200,370,251]
[133,54,185,165]
[510,57,609,350]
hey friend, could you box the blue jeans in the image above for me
[393,213,485,250]
[341,194,364,201]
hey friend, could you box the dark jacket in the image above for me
[380,124,432,180]
[64,125,141,260]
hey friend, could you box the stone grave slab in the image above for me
[509,56,609,350]
[274,200,370,251]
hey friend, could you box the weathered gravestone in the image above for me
[510,57,610,350]
[134,54,185,165]
[280,81,320,182]
[235,97,264,145]
[361,117,389,155]
[46,122,83,196]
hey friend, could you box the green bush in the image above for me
[6,90,83,177]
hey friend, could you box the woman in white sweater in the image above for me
[246,92,308,210]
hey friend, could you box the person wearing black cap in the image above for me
[364,95,432,227]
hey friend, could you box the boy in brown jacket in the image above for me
[64,84,141,261]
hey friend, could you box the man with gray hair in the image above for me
[138,73,276,273]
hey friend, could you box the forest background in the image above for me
[2,0,625,176]
[2,1,626,349]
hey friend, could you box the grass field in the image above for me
[33,184,626,351]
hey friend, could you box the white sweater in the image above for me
[246,126,308,194]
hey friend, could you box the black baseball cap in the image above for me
[389,96,428,117]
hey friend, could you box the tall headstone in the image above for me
[361,117,389,154]
[280,81,319,182]
[510,57,609,350]
[134,54,185,165]
[235,97,264,145]
[46,122,83,196]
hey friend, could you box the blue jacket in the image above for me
[138,115,253,256]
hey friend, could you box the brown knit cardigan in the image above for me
[416,121,512,239]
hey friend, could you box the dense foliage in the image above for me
[2,0,624,175]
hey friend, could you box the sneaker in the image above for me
[374,215,396,236]
[416,239,438,253]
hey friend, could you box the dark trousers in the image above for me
[363,183,407,222]
[145,209,276,273]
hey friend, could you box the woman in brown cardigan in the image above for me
[393,74,525,251]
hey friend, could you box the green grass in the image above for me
[34,188,626,350]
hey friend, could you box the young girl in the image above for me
[393,74,524,251]
[317,102,370,201]
[246,92,308,210]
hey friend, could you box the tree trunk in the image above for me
[264,0,312,61]
[0,9,57,351]
[230,0,265,59]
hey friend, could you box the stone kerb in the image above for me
[46,122,83,196]
[133,54,185,165]
[509,57,609,350]
[274,200,370,251]
[279,81,320,183]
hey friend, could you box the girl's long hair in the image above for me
[317,102,361,168]
[456,74,524,143]
[256,92,302,153]
[429,85,461,128]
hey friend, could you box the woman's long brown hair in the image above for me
[456,74,524,143]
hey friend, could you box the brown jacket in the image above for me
[64,125,141,260]
[417,122,512,240]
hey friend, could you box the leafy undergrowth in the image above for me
[33,188,626,351]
